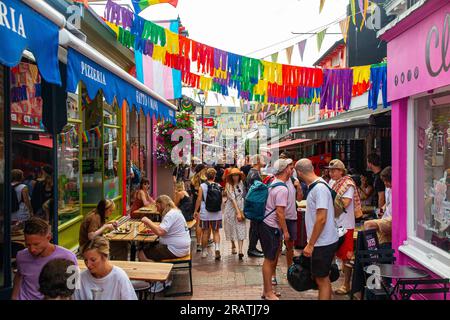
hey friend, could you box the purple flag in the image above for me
[297,40,307,61]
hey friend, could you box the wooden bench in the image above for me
[161,252,193,297]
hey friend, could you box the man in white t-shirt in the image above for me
[295,159,339,300]
[325,159,357,295]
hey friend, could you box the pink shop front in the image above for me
[380,0,450,298]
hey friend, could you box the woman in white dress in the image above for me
[223,168,247,260]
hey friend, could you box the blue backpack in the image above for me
[244,180,287,222]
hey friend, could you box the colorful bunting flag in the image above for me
[351,0,357,25]
[339,17,351,43]
[360,0,369,31]
[271,52,279,63]
[297,40,307,61]
[286,46,294,65]
[319,0,326,13]
[73,0,89,7]
[317,29,327,52]
[132,0,178,14]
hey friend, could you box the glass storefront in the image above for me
[415,91,450,254]
[57,92,81,226]
[81,86,122,206]
[127,108,149,209]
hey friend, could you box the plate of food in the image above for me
[113,225,131,234]
[138,229,155,236]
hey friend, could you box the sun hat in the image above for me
[324,159,347,173]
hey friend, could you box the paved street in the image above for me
[164,223,350,300]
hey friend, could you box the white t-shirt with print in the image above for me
[383,188,392,219]
[335,186,356,230]
[159,209,191,257]
[75,266,137,300]
[285,178,297,220]
[306,178,339,247]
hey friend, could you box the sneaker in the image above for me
[247,249,264,258]
[165,280,173,288]
[215,250,221,260]
[201,250,208,258]
[150,282,165,293]
[196,244,202,252]
[208,239,214,247]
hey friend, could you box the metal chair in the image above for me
[398,278,449,300]
[131,280,151,300]
[356,248,396,300]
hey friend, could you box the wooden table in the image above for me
[132,205,161,220]
[77,259,173,282]
[105,219,159,243]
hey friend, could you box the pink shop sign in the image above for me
[387,5,450,102]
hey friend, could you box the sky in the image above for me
[92,0,349,66]
[91,0,350,105]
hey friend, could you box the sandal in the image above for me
[261,291,281,299]
[271,277,278,286]
[335,286,350,295]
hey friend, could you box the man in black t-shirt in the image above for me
[367,153,386,213]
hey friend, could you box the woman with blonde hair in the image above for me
[138,195,191,262]
[75,237,137,300]
[224,168,247,260]
[174,182,194,221]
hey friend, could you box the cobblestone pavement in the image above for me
[162,222,351,300]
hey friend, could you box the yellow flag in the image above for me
[340,17,351,43]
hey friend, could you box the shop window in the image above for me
[10,62,44,131]
[81,87,122,204]
[57,121,81,226]
[415,92,450,255]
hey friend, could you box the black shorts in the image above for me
[285,219,297,243]
[140,243,177,262]
[258,222,282,261]
[311,241,339,278]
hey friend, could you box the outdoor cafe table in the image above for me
[364,264,429,299]
[77,259,173,282]
[132,204,161,221]
[105,218,159,261]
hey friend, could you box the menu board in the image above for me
[10,62,43,130]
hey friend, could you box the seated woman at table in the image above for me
[173,182,194,222]
[75,236,137,300]
[138,195,191,262]
[79,199,116,248]
[364,167,392,249]
[130,178,155,218]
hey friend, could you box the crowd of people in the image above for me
[10,151,392,300]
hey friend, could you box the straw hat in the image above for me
[325,159,347,174]
[227,168,245,181]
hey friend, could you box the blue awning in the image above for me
[0,0,61,85]
[66,48,175,122]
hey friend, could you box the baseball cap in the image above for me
[324,159,347,172]
[273,158,293,174]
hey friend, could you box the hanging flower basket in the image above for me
[153,111,195,168]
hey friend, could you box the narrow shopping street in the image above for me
[164,224,348,300]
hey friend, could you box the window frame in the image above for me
[400,91,450,279]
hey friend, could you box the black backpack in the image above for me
[11,183,22,212]
[203,182,222,213]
